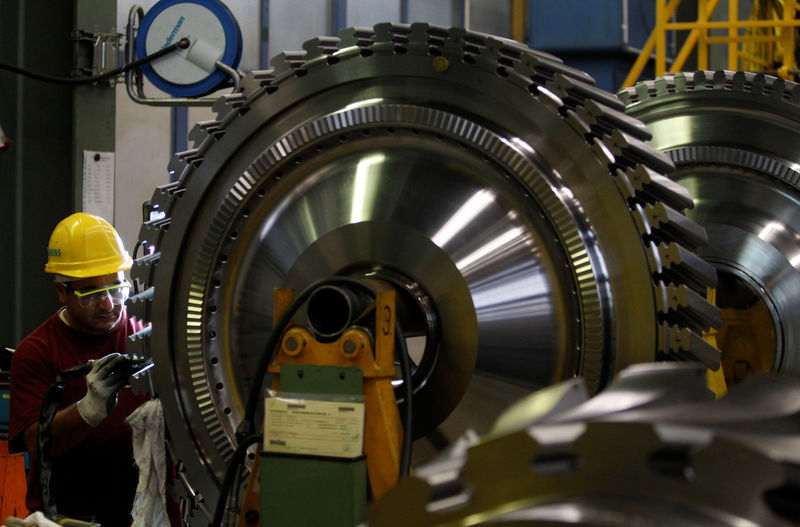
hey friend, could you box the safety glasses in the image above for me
[63,281,131,309]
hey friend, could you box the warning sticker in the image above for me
[264,397,365,458]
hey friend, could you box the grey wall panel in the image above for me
[346,0,401,27]
[269,0,330,56]
[469,0,509,36]
[407,0,457,25]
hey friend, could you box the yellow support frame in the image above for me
[623,0,800,87]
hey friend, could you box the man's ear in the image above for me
[55,282,68,304]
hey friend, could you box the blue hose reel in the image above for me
[135,0,242,97]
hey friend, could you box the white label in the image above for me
[82,150,114,221]
[264,397,365,458]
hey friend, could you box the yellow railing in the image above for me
[623,0,800,87]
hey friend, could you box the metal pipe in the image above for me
[622,0,681,93]
[728,0,738,69]
[510,0,525,43]
[306,284,373,341]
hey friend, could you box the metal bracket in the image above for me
[71,29,121,86]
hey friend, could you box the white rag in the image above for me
[126,399,170,527]
[2,511,61,527]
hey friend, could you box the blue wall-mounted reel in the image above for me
[135,0,242,97]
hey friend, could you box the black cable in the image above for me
[237,276,381,441]
[211,433,262,527]
[0,38,189,85]
[236,276,415,465]
[38,362,94,517]
[394,320,413,478]
[225,276,415,524]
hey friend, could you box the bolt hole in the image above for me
[764,482,800,523]
[208,331,216,339]
[210,357,219,365]
[224,407,231,415]
[648,447,696,482]
[215,382,223,390]
[531,452,579,476]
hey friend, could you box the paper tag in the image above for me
[264,397,365,458]
[82,150,115,220]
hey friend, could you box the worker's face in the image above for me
[56,271,127,334]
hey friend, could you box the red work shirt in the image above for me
[9,307,149,527]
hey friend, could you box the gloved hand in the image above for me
[76,353,130,427]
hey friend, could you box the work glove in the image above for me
[76,352,130,427]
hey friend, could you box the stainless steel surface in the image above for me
[370,364,800,526]
[131,24,718,519]
[620,70,800,378]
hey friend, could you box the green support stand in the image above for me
[259,365,367,527]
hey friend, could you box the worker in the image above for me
[9,212,149,526]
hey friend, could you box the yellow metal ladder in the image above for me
[623,0,800,87]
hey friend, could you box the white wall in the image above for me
[115,0,176,252]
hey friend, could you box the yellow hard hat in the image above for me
[45,212,133,278]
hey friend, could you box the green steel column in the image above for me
[0,1,75,344]
[73,0,116,218]
[259,365,368,527]
[0,0,115,345]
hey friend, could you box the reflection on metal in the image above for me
[131,24,719,521]
[432,189,496,247]
[370,363,800,526]
[620,70,800,387]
